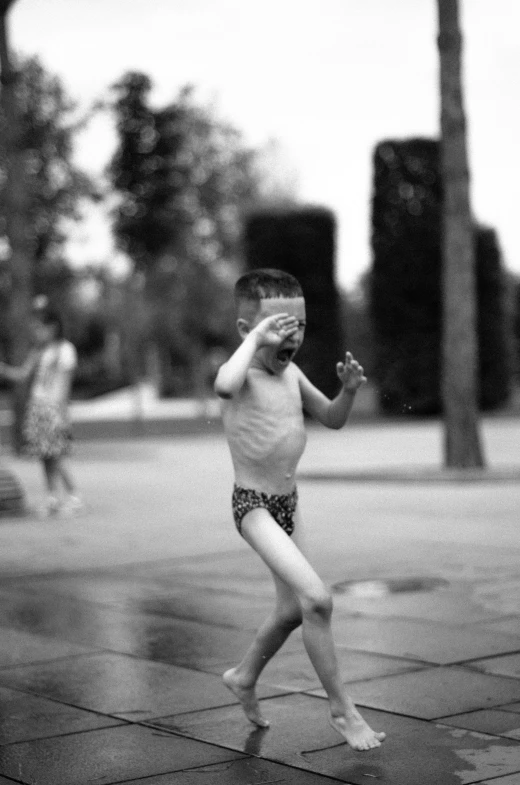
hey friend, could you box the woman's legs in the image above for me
[58,460,75,494]
[42,456,80,514]
[41,457,60,513]
[231,507,385,750]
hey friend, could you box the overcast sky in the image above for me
[10,0,520,289]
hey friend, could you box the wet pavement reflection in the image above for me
[1,552,520,783]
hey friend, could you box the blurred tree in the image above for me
[0,0,26,505]
[514,276,520,383]
[370,139,511,416]
[0,0,29,353]
[476,227,513,410]
[0,0,32,455]
[108,73,260,396]
[64,269,133,398]
[10,58,94,290]
[340,274,376,380]
[371,139,442,416]
[0,51,93,445]
[244,206,344,398]
[437,0,484,467]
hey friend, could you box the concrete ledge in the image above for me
[1,416,224,443]
[0,467,27,517]
[299,466,520,483]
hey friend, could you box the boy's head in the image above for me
[234,268,306,373]
[234,268,303,305]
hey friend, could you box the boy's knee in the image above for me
[301,588,333,621]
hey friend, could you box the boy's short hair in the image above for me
[235,269,303,302]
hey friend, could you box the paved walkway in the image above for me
[0,418,519,782]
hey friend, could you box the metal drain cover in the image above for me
[332,576,449,598]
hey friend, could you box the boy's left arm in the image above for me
[298,352,367,429]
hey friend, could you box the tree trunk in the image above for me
[0,3,34,452]
[437,0,485,468]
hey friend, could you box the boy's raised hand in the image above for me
[252,313,298,347]
[336,352,367,391]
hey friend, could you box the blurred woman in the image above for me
[0,301,81,515]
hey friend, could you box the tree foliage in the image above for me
[0,57,92,271]
[109,73,259,273]
[0,54,93,441]
[513,277,520,382]
[0,54,91,386]
[370,138,511,415]
[107,72,261,395]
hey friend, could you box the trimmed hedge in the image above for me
[370,138,511,415]
[244,206,344,397]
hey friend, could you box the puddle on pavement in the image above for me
[332,576,449,598]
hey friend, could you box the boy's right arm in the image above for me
[214,332,261,399]
[214,313,298,398]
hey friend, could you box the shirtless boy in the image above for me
[214,268,385,751]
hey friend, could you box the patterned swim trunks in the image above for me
[232,485,298,537]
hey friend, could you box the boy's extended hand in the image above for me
[336,352,367,391]
[252,314,298,348]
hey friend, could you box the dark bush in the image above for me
[370,138,511,415]
[244,206,344,397]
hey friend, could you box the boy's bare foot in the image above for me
[329,705,386,751]
[223,668,270,728]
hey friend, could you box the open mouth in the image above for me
[276,347,295,364]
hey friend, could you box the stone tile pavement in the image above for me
[0,419,518,782]
[0,548,519,783]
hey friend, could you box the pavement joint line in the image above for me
[131,726,353,785]
[298,467,520,483]
[474,769,520,785]
[0,679,136,726]
[0,718,133,749]
[462,770,520,785]
[138,718,354,781]
[450,649,520,666]
[312,644,440,667]
[137,690,301,725]
[334,644,444,666]
[140,703,520,782]
[0,650,106,673]
[139,691,331,732]
[106,761,266,785]
[434,719,520,743]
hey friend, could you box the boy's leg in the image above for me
[224,566,302,727]
[240,507,385,751]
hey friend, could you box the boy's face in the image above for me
[243,296,306,375]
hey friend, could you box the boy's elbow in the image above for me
[213,376,233,399]
[214,384,233,400]
[325,409,348,430]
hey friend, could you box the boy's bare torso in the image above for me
[221,362,307,495]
